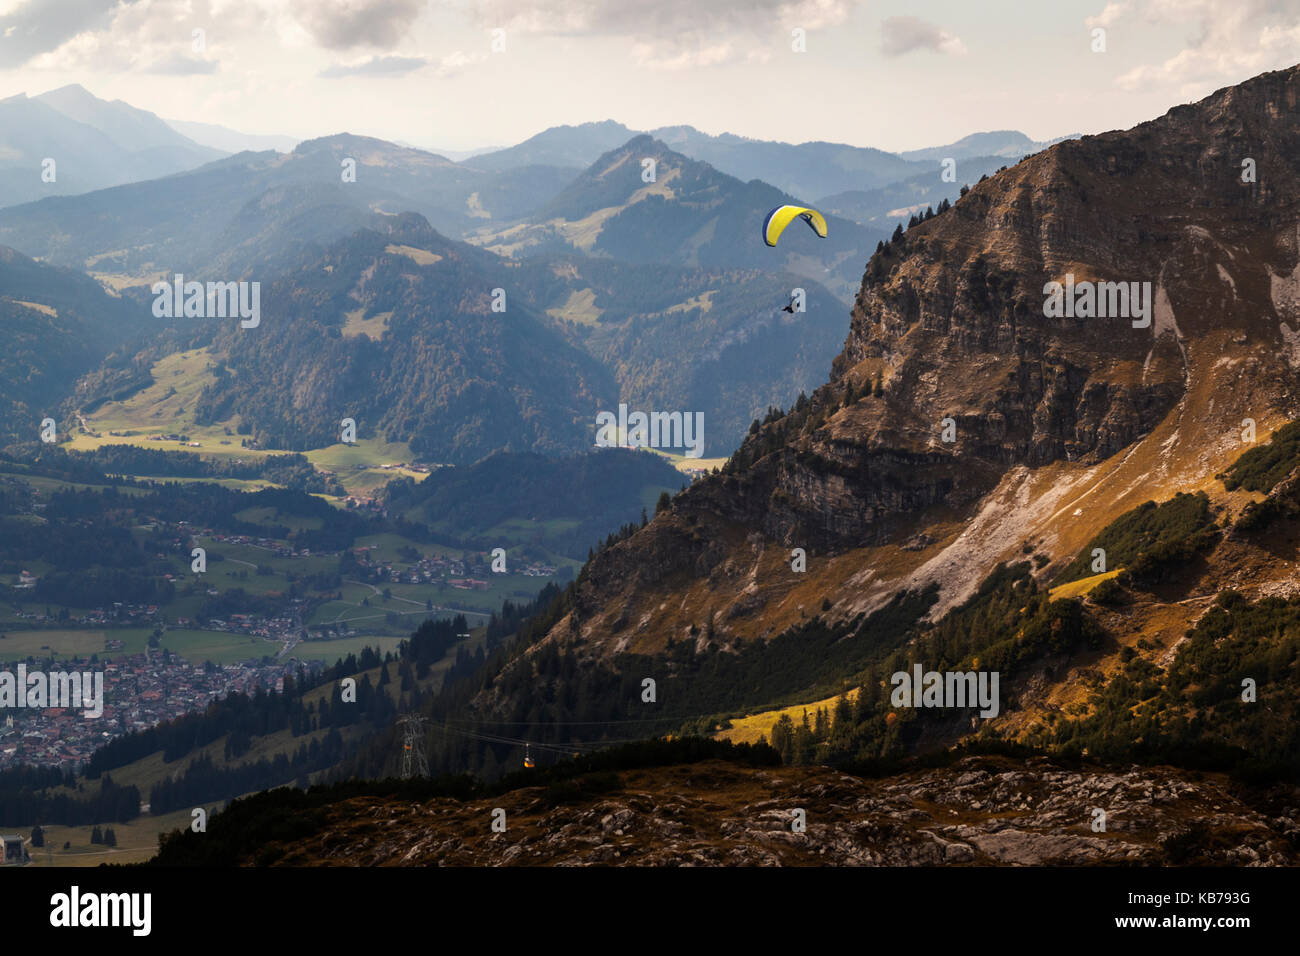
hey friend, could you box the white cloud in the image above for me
[23,0,251,73]
[317,48,484,82]
[777,0,856,31]
[1085,3,1129,29]
[631,40,734,71]
[0,0,118,67]
[9,0,428,72]
[471,0,857,34]
[1113,0,1300,95]
[880,15,967,58]
[434,50,487,75]
[289,0,424,52]
[467,0,864,67]
[4,0,867,74]
[320,54,429,77]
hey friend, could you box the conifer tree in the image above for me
[813,707,830,741]
[770,713,795,762]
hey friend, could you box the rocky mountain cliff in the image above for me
[548,64,1300,641]
[458,65,1300,768]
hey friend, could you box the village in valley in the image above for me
[0,489,575,774]
[0,651,323,771]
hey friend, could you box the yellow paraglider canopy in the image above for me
[762,204,828,247]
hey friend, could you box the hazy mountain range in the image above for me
[460,118,1075,200]
[465,134,877,298]
[0,86,1075,464]
[0,86,222,206]
[164,118,300,155]
[0,85,1073,227]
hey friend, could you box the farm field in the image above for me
[645,447,727,475]
[67,347,427,496]
[28,806,202,867]
[290,634,406,663]
[0,628,162,661]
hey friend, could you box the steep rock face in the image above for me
[817,63,1300,529]
[505,66,1300,674]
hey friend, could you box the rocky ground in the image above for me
[266,756,1300,866]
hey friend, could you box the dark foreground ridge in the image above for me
[148,738,1300,867]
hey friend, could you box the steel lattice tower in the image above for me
[397,715,430,778]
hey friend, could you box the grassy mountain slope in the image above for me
[383,449,684,557]
[0,246,141,446]
[187,214,615,463]
[508,254,851,455]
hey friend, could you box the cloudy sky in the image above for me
[1,0,1298,152]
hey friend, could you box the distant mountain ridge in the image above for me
[468,121,1075,201]
[648,124,922,199]
[0,85,223,208]
[898,129,1079,162]
[164,118,300,154]
[0,81,1075,238]
[0,96,1077,466]
[468,134,882,299]
[0,134,858,459]
[36,85,206,153]
[0,132,579,275]
[466,120,637,171]
[0,89,1073,275]
[816,154,1013,229]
